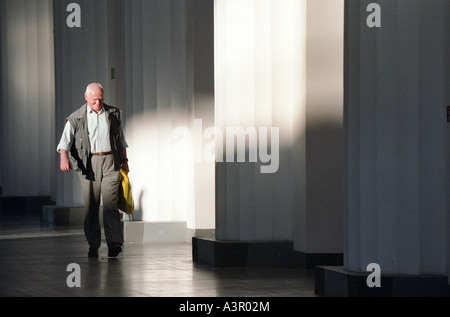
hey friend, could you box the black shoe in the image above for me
[88,247,99,258]
[108,243,122,257]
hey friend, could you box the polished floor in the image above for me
[0,213,317,298]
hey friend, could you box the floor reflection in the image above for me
[0,215,317,297]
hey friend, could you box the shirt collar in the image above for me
[87,105,105,115]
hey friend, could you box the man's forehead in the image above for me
[87,90,103,98]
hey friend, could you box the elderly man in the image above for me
[57,83,129,258]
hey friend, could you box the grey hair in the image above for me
[85,83,104,94]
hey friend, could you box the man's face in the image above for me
[85,87,104,113]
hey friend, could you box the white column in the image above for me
[214,0,307,242]
[214,0,344,256]
[0,0,55,198]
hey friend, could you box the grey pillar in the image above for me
[316,0,450,297]
[0,0,55,214]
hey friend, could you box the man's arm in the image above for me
[57,121,74,172]
[60,149,72,172]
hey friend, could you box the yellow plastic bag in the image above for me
[118,169,134,214]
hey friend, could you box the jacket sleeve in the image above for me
[56,120,74,153]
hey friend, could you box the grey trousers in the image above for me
[79,154,123,248]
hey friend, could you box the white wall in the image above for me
[116,0,194,222]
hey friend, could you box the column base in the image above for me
[0,196,55,216]
[41,205,87,226]
[315,266,450,297]
[123,221,187,243]
[192,237,343,268]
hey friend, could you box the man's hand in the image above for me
[60,150,72,172]
[122,159,129,172]
[122,149,129,172]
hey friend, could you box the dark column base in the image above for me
[192,237,343,268]
[41,205,86,226]
[315,266,450,297]
[0,196,55,216]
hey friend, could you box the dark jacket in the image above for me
[67,103,124,180]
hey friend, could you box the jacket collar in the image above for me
[73,103,117,119]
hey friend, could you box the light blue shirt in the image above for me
[57,105,128,153]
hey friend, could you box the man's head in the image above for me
[85,83,104,113]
